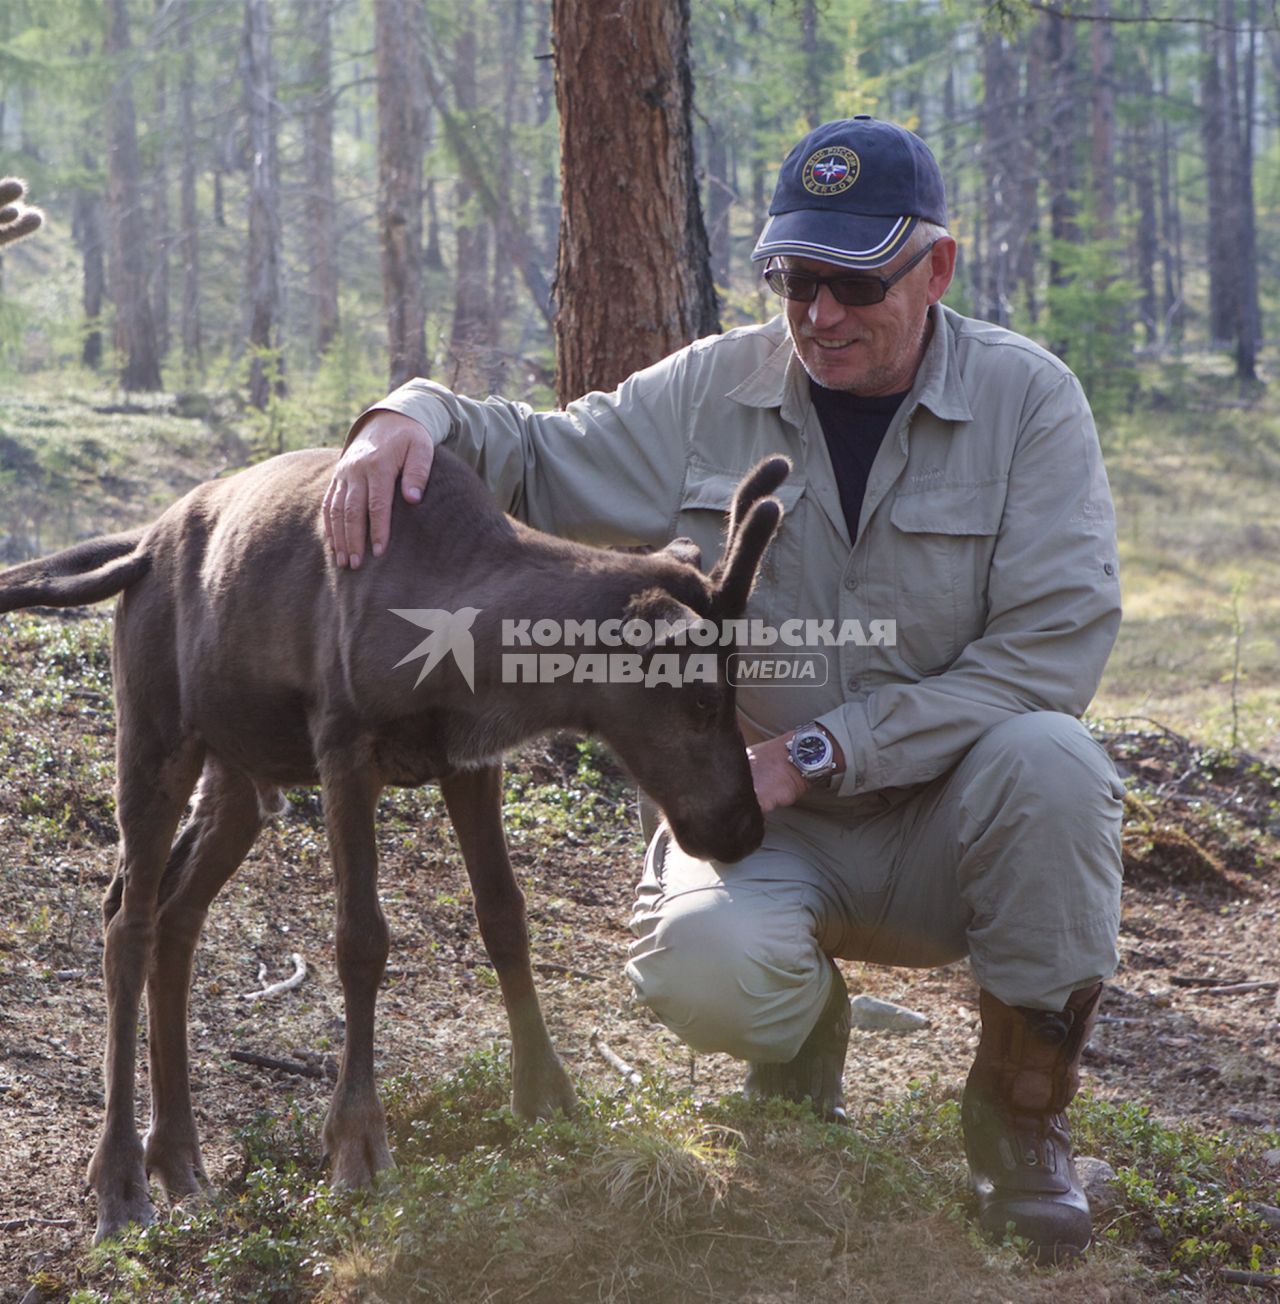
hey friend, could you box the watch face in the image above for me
[793,732,831,770]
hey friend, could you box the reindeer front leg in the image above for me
[441,764,576,1119]
[319,756,393,1187]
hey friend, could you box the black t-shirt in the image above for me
[808,378,909,541]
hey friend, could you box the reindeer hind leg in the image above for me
[143,759,265,1202]
[88,728,204,1243]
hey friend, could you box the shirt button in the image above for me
[854,772,866,786]
[846,676,860,691]
[844,576,859,591]
[1104,562,1115,576]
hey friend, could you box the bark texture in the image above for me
[552,0,718,403]
[375,0,428,387]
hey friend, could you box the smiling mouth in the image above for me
[811,338,858,351]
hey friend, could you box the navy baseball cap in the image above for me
[751,116,948,270]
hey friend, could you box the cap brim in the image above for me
[751,212,918,269]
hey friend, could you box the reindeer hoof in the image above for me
[92,1183,156,1245]
[512,1058,578,1121]
[144,1128,211,1202]
[325,1128,394,1189]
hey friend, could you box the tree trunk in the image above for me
[374,0,428,387]
[1131,13,1159,345]
[177,0,201,370]
[104,0,162,391]
[71,163,105,371]
[1201,19,1235,345]
[705,122,732,294]
[800,0,822,130]
[1089,0,1116,241]
[1233,0,1259,381]
[1158,43,1183,343]
[1015,28,1042,324]
[1044,6,1080,289]
[150,0,171,362]
[447,7,494,395]
[980,31,1012,326]
[244,0,283,411]
[552,0,718,403]
[298,0,340,358]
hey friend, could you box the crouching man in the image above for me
[323,116,1124,1264]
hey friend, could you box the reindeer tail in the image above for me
[0,529,151,613]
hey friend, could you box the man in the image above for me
[323,116,1124,1263]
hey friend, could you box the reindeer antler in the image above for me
[0,178,43,251]
[709,455,791,618]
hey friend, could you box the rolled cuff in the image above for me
[342,383,454,451]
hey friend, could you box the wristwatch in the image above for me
[786,722,840,788]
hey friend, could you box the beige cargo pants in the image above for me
[625,712,1125,1064]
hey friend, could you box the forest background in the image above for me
[0,0,1277,753]
[1,5,1280,1299]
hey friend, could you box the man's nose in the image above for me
[807,284,847,328]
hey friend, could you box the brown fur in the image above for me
[0,445,788,1242]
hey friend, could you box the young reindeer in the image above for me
[0,444,789,1243]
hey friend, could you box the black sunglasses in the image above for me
[762,241,937,308]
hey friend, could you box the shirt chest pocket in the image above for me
[676,466,806,628]
[883,480,1006,674]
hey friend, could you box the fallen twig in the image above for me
[1197,981,1278,996]
[590,1028,643,1087]
[1220,1269,1280,1289]
[242,952,306,1001]
[1100,715,1193,749]
[0,1216,77,1231]
[466,956,605,983]
[1171,974,1246,987]
[228,1049,333,1079]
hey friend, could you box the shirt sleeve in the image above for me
[346,349,704,549]
[819,371,1122,796]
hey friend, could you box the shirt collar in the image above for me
[725,305,974,426]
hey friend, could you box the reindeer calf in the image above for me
[0,445,787,1243]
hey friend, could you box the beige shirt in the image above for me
[363,304,1121,805]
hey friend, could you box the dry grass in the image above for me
[1094,373,1280,758]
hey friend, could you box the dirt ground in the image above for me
[0,625,1277,1300]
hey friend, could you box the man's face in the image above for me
[781,238,956,395]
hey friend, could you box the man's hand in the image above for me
[747,734,811,813]
[323,410,435,569]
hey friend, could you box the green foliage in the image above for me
[1071,1095,1277,1276]
[1044,237,1140,423]
[61,1051,1279,1302]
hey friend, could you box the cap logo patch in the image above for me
[802,146,860,196]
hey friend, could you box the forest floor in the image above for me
[0,370,1277,1299]
[0,612,1276,1302]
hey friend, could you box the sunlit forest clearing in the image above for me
[2,0,1279,1298]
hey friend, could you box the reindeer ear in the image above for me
[711,455,791,585]
[623,589,706,653]
[711,497,783,619]
[659,536,702,569]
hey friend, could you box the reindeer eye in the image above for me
[693,689,720,715]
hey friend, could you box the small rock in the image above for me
[848,994,930,1032]
[1076,1156,1123,1216]
[1264,1149,1280,1171]
[1227,1107,1270,1126]
[1246,1202,1280,1230]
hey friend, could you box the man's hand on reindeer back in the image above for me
[323,410,435,569]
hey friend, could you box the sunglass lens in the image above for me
[830,280,885,307]
[764,269,816,301]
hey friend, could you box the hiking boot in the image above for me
[743,961,850,1123]
[962,983,1103,1265]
